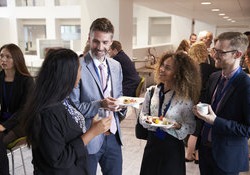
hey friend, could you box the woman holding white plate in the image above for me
[139,51,201,175]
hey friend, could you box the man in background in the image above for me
[189,33,197,46]
[198,30,215,66]
[109,40,141,97]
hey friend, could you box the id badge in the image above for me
[155,127,166,140]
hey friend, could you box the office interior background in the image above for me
[0,0,249,75]
[0,1,250,174]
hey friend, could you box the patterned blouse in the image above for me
[139,85,196,140]
[62,98,86,133]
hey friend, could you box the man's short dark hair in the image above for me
[110,40,122,52]
[89,18,114,37]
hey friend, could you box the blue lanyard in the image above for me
[158,86,176,117]
[93,60,111,93]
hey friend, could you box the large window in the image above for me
[60,25,81,41]
[21,25,46,55]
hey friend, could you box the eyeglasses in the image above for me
[0,54,12,60]
[212,48,237,57]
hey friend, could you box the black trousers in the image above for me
[140,131,185,175]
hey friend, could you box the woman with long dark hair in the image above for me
[0,43,34,175]
[22,48,111,175]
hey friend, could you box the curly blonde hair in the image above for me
[188,42,208,64]
[155,51,201,103]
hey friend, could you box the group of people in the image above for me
[0,17,250,175]
[139,30,250,175]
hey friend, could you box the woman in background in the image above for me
[22,48,111,175]
[139,51,201,175]
[176,39,190,54]
[0,43,34,175]
[185,42,219,164]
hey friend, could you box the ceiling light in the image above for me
[223,16,229,19]
[227,19,232,21]
[201,2,211,5]
[211,9,220,12]
[231,20,236,23]
[219,13,225,16]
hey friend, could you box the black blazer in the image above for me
[113,50,141,97]
[200,69,250,172]
[199,63,220,100]
[0,71,34,136]
[32,102,90,175]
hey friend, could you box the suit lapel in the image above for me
[216,71,243,114]
[84,54,103,95]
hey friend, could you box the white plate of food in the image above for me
[117,96,144,107]
[143,116,174,129]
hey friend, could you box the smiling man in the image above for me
[193,32,250,175]
[70,18,125,175]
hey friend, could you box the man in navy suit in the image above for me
[70,18,126,175]
[193,32,250,175]
[109,40,141,97]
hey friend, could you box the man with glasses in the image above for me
[193,32,250,175]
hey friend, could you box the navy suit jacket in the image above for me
[70,53,125,154]
[113,50,141,97]
[201,69,250,172]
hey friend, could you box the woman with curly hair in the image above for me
[139,51,201,175]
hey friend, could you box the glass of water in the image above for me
[98,108,111,119]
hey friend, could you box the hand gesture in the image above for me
[101,97,119,111]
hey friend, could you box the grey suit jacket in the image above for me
[70,53,124,154]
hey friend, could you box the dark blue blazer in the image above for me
[201,69,250,172]
[113,50,141,97]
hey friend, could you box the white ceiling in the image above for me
[133,0,250,28]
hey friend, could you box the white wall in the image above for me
[0,18,10,46]
[194,20,216,36]
[81,0,133,57]
[216,27,250,36]
[171,15,193,50]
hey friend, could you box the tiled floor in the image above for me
[9,107,250,175]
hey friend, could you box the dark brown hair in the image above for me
[110,40,122,52]
[89,18,114,37]
[0,43,31,76]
